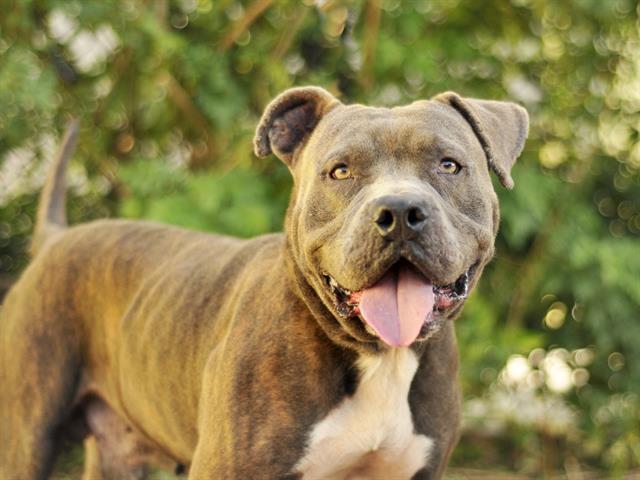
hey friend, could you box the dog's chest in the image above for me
[294,348,432,480]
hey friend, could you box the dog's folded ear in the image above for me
[254,86,342,166]
[434,92,529,189]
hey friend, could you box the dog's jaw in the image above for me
[320,258,476,348]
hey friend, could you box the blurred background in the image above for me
[1,0,639,478]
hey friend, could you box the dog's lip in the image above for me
[321,257,478,334]
[322,257,476,301]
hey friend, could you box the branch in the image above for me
[271,7,309,61]
[505,203,564,329]
[359,0,382,92]
[164,73,219,169]
[219,0,274,52]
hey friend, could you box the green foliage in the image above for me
[117,158,291,237]
[1,0,639,475]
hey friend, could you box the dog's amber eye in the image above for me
[330,164,352,180]
[438,158,461,175]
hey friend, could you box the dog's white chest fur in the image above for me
[294,348,432,480]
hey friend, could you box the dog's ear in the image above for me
[254,86,341,166]
[433,92,529,189]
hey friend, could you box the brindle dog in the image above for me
[0,87,527,479]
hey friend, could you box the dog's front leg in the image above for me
[188,351,304,480]
[409,322,462,480]
[189,398,303,479]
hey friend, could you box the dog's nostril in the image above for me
[407,207,426,228]
[375,208,395,232]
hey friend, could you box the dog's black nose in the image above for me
[373,196,428,239]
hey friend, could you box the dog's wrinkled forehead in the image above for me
[254,86,528,189]
[305,102,484,166]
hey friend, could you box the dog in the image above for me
[0,86,528,479]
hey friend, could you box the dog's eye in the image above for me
[330,164,352,180]
[438,158,461,175]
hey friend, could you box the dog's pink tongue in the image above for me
[359,265,434,347]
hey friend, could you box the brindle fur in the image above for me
[0,87,527,479]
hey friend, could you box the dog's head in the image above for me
[255,87,528,350]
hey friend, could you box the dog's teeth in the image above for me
[336,302,352,318]
[454,271,469,296]
[327,276,352,297]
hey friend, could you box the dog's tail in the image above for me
[30,119,79,257]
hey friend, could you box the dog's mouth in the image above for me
[322,259,472,347]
